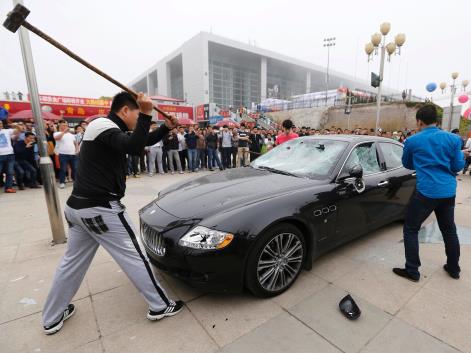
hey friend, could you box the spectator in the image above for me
[53,120,77,189]
[196,128,207,170]
[164,128,183,174]
[147,122,164,176]
[74,125,84,153]
[249,127,264,161]
[206,126,223,171]
[231,128,239,168]
[0,120,19,193]
[79,120,88,131]
[238,125,250,167]
[275,119,299,146]
[177,126,188,171]
[185,125,198,172]
[220,125,233,169]
[13,131,40,189]
[264,133,275,152]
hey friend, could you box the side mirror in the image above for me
[349,164,363,179]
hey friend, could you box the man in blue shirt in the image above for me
[393,105,467,281]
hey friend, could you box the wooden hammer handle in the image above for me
[21,21,172,120]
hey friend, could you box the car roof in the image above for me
[298,135,400,144]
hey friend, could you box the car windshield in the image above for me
[252,138,348,179]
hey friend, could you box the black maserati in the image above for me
[139,135,416,297]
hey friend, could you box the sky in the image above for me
[1,0,470,106]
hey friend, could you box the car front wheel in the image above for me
[246,223,306,297]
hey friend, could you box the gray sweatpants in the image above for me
[167,150,182,173]
[148,146,163,174]
[42,201,170,326]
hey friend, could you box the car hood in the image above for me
[156,167,320,219]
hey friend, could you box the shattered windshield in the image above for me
[252,138,348,179]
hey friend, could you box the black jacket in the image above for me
[185,132,198,149]
[249,134,264,152]
[164,132,179,150]
[72,113,169,201]
[14,140,35,164]
[206,133,218,149]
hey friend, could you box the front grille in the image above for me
[141,222,166,256]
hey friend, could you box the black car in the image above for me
[139,135,416,297]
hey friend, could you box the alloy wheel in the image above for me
[256,232,304,292]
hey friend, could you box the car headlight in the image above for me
[178,226,234,250]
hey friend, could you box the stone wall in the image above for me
[266,107,326,129]
[266,102,419,131]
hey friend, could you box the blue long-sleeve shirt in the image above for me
[402,126,465,198]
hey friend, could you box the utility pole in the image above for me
[323,37,336,105]
[13,0,66,244]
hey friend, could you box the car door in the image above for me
[376,142,416,219]
[333,142,392,245]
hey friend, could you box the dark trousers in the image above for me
[250,150,261,162]
[139,150,147,173]
[463,157,471,174]
[59,154,76,184]
[179,150,188,171]
[207,148,222,170]
[0,154,15,189]
[222,147,232,168]
[197,148,207,169]
[127,155,139,175]
[162,150,168,173]
[15,160,38,186]
[403,191,460,278]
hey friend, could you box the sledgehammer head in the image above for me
[3,4,30,33]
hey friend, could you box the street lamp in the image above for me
[439,73,469,130]
[365,22,406,135]
[323,37,336,105]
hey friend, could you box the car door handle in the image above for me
[378,181,389,187]
[411,172,417,177]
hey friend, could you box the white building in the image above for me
[129,32,392,108]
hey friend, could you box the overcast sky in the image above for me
[1,0,470,106]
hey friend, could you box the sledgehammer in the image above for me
[3,4,176,125]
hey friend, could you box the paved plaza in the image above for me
[0,172,470,353]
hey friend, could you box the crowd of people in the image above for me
[1,115,468,194]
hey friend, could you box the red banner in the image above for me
[33,94,111,107]
[1,100,110,118]
[156,104,194,121]
[196,105,205,121]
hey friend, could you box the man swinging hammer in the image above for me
[42,92,182,335]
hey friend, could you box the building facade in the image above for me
[129,32,390,108]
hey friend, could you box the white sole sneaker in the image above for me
[44,304,75,335]
[147,301,184,321]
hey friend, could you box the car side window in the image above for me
[379,143,403,170]
[344,143,381,175]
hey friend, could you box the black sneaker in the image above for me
[392,268,419,282]
[147,300,184,321]
[443,264,460,279]
[43,304,75,335]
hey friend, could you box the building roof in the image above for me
[150,95,184,102]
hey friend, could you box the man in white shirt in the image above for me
[0,120,19,193]
[147,122,164,176]
[54,120,77,189]
[177,126,188,171]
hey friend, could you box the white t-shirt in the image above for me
[0,129,14,156]
[177,133,186,151]
[465,138,471,150]
[54,131,76,155]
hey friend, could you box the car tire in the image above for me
[246,223,306,298]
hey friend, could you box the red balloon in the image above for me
[458,95,469,104]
